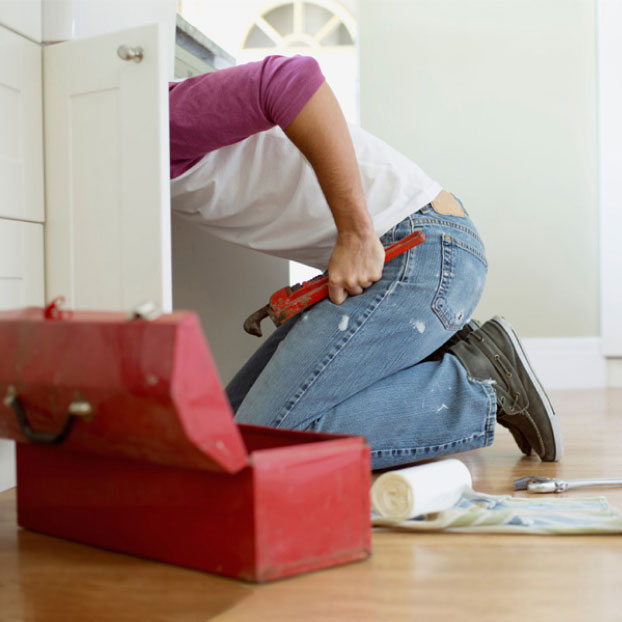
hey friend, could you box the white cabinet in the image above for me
[44,24,172,312]
[0,24,44,222]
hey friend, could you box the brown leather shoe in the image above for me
[448,316,563,462]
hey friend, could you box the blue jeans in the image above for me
[229,202,496,470]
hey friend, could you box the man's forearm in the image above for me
[284,82,385,303]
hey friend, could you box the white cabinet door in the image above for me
[0,25,44,222]
[0,218,44,493]
[44,24,172,312]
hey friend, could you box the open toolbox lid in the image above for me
[0,304,248,474]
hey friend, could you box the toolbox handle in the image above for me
[3,386,78,445]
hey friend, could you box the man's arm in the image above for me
[170,56,384,303]
[284,82,384,304]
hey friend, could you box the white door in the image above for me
[44,23,172,312]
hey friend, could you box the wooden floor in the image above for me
[1,389,622,622]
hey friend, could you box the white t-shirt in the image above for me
[170,123,442,270]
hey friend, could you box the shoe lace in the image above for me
[475,334,522,413]
[494,354,512,379]
[499,392,521,413]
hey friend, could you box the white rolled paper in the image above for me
[371,459,472,520]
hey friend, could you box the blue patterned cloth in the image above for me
[372,489,622,534]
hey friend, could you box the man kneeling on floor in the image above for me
[168,54,563,468]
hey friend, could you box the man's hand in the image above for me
[327,231,385,305]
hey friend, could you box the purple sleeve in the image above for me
[169,55,325,179]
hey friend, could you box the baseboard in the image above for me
[521,337,606,390]
[607,358,622,388]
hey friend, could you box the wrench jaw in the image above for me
[243,305,269,337]
[243,304,281,337]
[243,286,327,337]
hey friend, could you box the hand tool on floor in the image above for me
[514,475,622,494]
[243,229,426,337]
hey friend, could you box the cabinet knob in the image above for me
[117,45,144,63]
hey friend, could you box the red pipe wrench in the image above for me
[243,229,425,337]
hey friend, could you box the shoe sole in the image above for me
[492,316,564,461]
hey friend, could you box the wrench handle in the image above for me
[269,229,426,325]
[384,229,426,262]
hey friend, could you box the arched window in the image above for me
[242,0,356,49]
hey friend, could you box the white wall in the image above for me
[359,0,599,339]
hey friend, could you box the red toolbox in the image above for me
[0,306,371,582]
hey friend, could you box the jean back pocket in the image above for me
[432,233,488,330]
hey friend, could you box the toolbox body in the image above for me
[0,308,371,582]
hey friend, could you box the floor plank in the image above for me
[1,389,621,621]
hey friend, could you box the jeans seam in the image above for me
[411,217,483,243]
[370,431,488,457]
[274,261,410,428]
[451,237,488,267]
[432,234,455,329]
